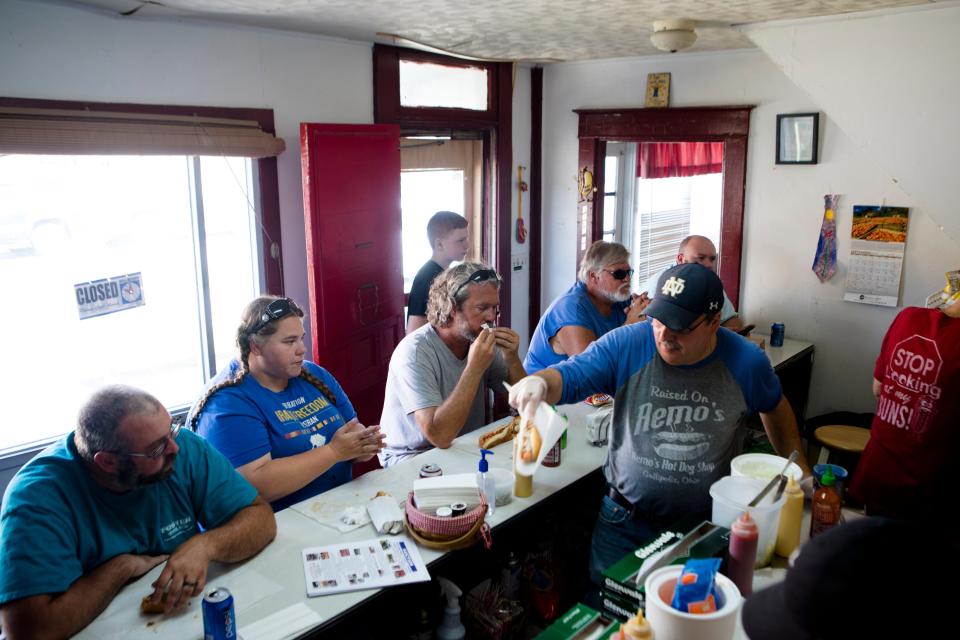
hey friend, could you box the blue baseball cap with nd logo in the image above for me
[645,263,725,331]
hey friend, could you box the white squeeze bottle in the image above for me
[478,449,495,519]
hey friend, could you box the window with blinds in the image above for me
[630,172,723,286]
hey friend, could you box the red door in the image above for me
[300,123,403,473]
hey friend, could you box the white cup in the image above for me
[644,565,742,640]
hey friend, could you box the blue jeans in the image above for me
[589,495,658,587]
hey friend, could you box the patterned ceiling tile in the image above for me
[62,0,937,60]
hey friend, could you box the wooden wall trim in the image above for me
[494,62,513,327]
[574,106,754,308]
[528,67,543,340]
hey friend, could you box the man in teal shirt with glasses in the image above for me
[0,385,276,639]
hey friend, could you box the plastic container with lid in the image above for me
[730,453,803,483]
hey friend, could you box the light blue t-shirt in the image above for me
[0,428,257,605]
[555,323,781,522]
[195,360,357,512]
[641,266,737,324]
[524,281,629,374]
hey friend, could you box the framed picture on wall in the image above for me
[644,73,671,108]
[776,112,819,164]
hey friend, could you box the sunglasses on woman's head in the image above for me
[250,298,297,333]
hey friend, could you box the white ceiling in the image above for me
[53,0,937,61]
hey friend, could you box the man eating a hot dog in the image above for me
[380,263,526,466]
[509,263,811,587]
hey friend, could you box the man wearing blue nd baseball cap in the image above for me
[644,263,726,332]
[508,261,812,590]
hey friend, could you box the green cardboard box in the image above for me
[535,602,620,640]
[601,516,730,608]
[599,588,641,621]
[601,528,684,607]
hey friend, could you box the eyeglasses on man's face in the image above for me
[603,268,634,281]
[250,298,297,334]
[454,269,500,297]
[676,315,708,335]
[113,421,182,460]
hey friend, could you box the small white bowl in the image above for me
[730,453,802,483]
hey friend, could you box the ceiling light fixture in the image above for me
[650,19,698,53]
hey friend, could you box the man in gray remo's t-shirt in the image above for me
[510,263,812,586]
[379,262,526,467]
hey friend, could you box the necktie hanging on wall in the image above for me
[812,194,840,282]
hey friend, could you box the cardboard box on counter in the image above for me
[534,602,621,640]
[601,517,731,608]
[599,588,641,621]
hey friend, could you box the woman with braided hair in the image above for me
[190,296,384,511]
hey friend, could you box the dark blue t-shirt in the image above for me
[196,360,357,511]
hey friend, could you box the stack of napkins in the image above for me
[413,473,480,512]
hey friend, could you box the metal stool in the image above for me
[814,425,870,465]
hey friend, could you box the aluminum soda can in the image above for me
[419,463,442,478]
[202,587,236,640]
[771,322,785,347]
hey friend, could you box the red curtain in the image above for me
[637,142,723,179]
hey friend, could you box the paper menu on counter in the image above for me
[302,536,430,597]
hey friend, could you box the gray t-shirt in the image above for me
[556,322,781,523]
[379,324,509,466]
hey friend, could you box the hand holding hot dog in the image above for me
[508,376,548,421]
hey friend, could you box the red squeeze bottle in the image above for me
[727,511,758,597]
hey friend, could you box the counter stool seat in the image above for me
[814,425,870,465]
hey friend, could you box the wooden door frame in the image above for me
[574,106,753,308]
[373,45,513,326]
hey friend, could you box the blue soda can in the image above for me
[202,587,236,640]
[771,322,785,347]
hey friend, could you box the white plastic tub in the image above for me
[730,453,802,483]
[709,475,786,567]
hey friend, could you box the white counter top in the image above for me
[77,402,606,640]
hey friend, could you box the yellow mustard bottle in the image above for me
[618,608,654,640]
[775,476,804,557]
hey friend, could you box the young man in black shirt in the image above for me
[407,211,469,333]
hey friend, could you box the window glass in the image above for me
[603,195,617,236]
[400,169,465,292]
[632,173,723,283]
[604,154,619,192]
[400,60,488,110]
[200,156,260,372]
[0,154,258,452]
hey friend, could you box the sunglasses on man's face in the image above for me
[454,269,500,297]
[250,298,297,334]
[604,268,634,281]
